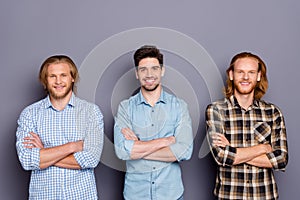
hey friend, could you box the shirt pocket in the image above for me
[254,121,271,143]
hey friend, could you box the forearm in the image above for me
[130,137,174,160]
[233,144,271,165]
[54,154,81,169]
[40,142,81,169]
[143,146,177,162]
[246,154,272,168]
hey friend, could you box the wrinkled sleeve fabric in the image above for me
[114,100,134,160]
[169,100,194,162]
[206,104,236,166]
[74,104,104,169]
[266,106,288,171]
[16,107,40,171]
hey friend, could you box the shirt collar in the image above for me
[229,95,260,108]
[44,92,76,109]
[137,89,167,106]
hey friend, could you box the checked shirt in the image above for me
[206,95,288,200]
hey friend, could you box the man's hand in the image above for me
[211,133,230,147]
[121,128,139,141]
[23,132,44,149]
[70,140,84,153]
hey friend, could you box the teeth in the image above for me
[145,79,154,83]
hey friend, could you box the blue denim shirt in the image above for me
[114,90,193,200]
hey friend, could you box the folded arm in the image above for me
[23,132,82,169]
[121,127,176,161]
[212,133,272,167]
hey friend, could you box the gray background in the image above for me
[1,0,298,199]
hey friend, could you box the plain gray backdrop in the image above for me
[1,0,299,199]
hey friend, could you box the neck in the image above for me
[141,85,162,107]
[234,93,254,110]
[49,92,72,111]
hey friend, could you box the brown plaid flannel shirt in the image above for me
[206,95,288,200]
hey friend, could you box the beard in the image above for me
[234,81,257,95]
[141,83,160,92]
[47,84,73,100]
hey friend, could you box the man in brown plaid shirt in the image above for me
[206,52,288,199]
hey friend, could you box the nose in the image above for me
[55,76,62,84]
[146,68,152,77]
[243,73,249,79]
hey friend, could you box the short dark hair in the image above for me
[133,45,163,67]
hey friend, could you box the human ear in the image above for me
[257,71,261,81]
[229,70,233,81]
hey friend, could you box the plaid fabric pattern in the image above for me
[16,94,104,199]
[206,95,288,200]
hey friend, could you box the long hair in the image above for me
[224,52,268,100]
[39,55,79,93]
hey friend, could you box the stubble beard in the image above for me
[48,84,73,100]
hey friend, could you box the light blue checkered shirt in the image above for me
[16,93,104,200]
[114,90,193,200]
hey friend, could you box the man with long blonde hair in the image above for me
[206,52,288,199]
[16,55,104,199]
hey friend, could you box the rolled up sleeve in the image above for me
[114,101,134,160]
[16,108,41,170]
[206,104,236,166]
[266,107,288,171]
[169,100,194,162]
[74,105,104,169]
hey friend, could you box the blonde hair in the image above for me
[224,52,268,99]
[39,55,79,93]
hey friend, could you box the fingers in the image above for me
[121,128,139,141]
[23,132,44,149]
[211,133,230,147]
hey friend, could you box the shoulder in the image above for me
[119,93,139,107]
[18,97,48,121]
[74,96,102,114]
[164,92,188,108]
[206,98,228,110]
[20,98,47,114]
[257,99,284,115]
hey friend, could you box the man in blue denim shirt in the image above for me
[114,45,193,200]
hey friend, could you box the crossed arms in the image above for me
[114,100,193,163]
[120,127,176,162]
[16,105,104,171]
[23,132,83,169]
[206,104,288,170]
[211,133,272,168]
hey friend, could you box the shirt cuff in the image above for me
[31,148,41,169]
[124,140,134,158]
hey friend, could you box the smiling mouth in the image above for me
[144,79,155,84]
[54,85,65,90]
[240,82,250,86]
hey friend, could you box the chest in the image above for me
[130,104,178,140]
[34,108,89,147]
[223,108,274,147]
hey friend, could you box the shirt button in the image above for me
[152,182,155,184]
[153,167,156,170]
[151,124,154,126]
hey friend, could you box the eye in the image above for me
[139,67,146,72]
[152,66,160,71]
